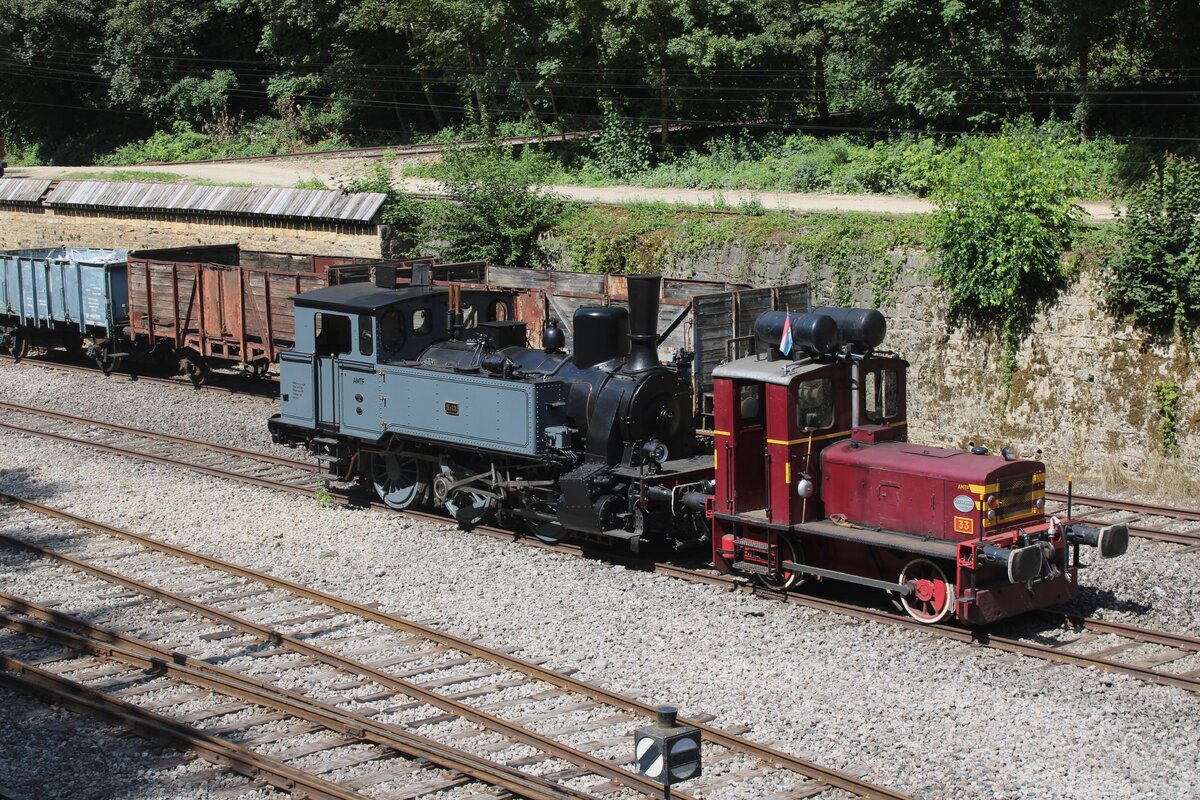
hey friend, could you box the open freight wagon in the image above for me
[0,247,129,363]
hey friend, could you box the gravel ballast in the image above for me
[2,424,1199,800]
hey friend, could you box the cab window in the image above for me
[796,377,834,430]
[413,308,432,336]
[314,313,351,356]
[379,309,406,359]
[461,302,478,328]
[738,383,763,426]
[864,367,900,422]
[358,314,373,356]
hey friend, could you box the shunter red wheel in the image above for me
[898,558,955,624]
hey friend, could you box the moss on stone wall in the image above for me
[549,203,928,309]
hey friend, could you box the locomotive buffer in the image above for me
[634,706,702,798]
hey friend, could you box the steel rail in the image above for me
[0,492,907,800]
[1044,490,1200,546]
[0,401,313,471]
[0,654,372,800]
[655,565,1200,693]
[0,537,699,800]
[0,604,595,800]
[1045,490,1200,522]
[0,420,316,495]
[9,410,1196,763]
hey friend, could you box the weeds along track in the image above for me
[2,401,1199,696]
[0,495,907,800]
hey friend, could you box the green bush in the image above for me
[338,161,424,256]
[1106,156,1200,338]
[929,124,1083,391]
[426,141,561,267]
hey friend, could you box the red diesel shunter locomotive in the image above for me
[709,308,1128,625]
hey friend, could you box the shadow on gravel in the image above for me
[1060,585,1155,620]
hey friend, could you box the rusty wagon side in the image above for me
[126,245,416,379]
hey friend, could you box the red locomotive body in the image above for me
[710,308,1127,625]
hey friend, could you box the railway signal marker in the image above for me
[634,706,702,798]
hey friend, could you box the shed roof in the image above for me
[0,178,52,205]
[44,181,387,223]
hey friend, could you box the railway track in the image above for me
[1,402,1198,695]
[1044,491,1200,547]
[0,494,905,800]
[4,353,280,398]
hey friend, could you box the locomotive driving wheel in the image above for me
[370,449,429,511]
[435,459,497,527]
[897,558,956,624]
[756,536,804,592]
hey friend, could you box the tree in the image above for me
[930,123,1083,389]
[1107,156,1200,339]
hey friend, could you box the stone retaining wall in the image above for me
[660,245,1197,491]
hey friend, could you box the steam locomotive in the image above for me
[268,267,1127,625]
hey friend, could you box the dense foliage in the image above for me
[2,0,1199,165]
[1107,157,1200,339]
[929,125,1083,389]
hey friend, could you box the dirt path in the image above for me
[10,161,1119,220]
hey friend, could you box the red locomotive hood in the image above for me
[821,440,1044,486]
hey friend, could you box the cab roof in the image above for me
[292,283,446,314]
[712,353,828,386]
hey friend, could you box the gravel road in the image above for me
[1,365,1198,799]
[8,162,1121,220]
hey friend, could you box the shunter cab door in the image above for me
[766,365,849,526]
[713,378,768,516]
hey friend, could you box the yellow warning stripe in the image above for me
[767,430,851,446]
[982,507,1043,528]
[713,430,731,437]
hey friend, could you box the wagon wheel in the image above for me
[92,342,121,376]
[435,460,497,527]
[4,329,29,362]
[897,558,956,624]
[248,359,272,379]
[177,351,209,387]
[755,535,805,592]
[370,450,429,511]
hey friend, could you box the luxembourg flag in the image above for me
[779,312,793,356]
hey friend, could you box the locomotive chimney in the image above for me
[624,274,661,372]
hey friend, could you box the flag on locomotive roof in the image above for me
[779,311,793,356]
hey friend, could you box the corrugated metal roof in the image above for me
[0,178,52,205]
[44,181,387,223]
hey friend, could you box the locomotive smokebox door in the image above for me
[634,706,702,794]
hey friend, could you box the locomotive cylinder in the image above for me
[625,275,663,373]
